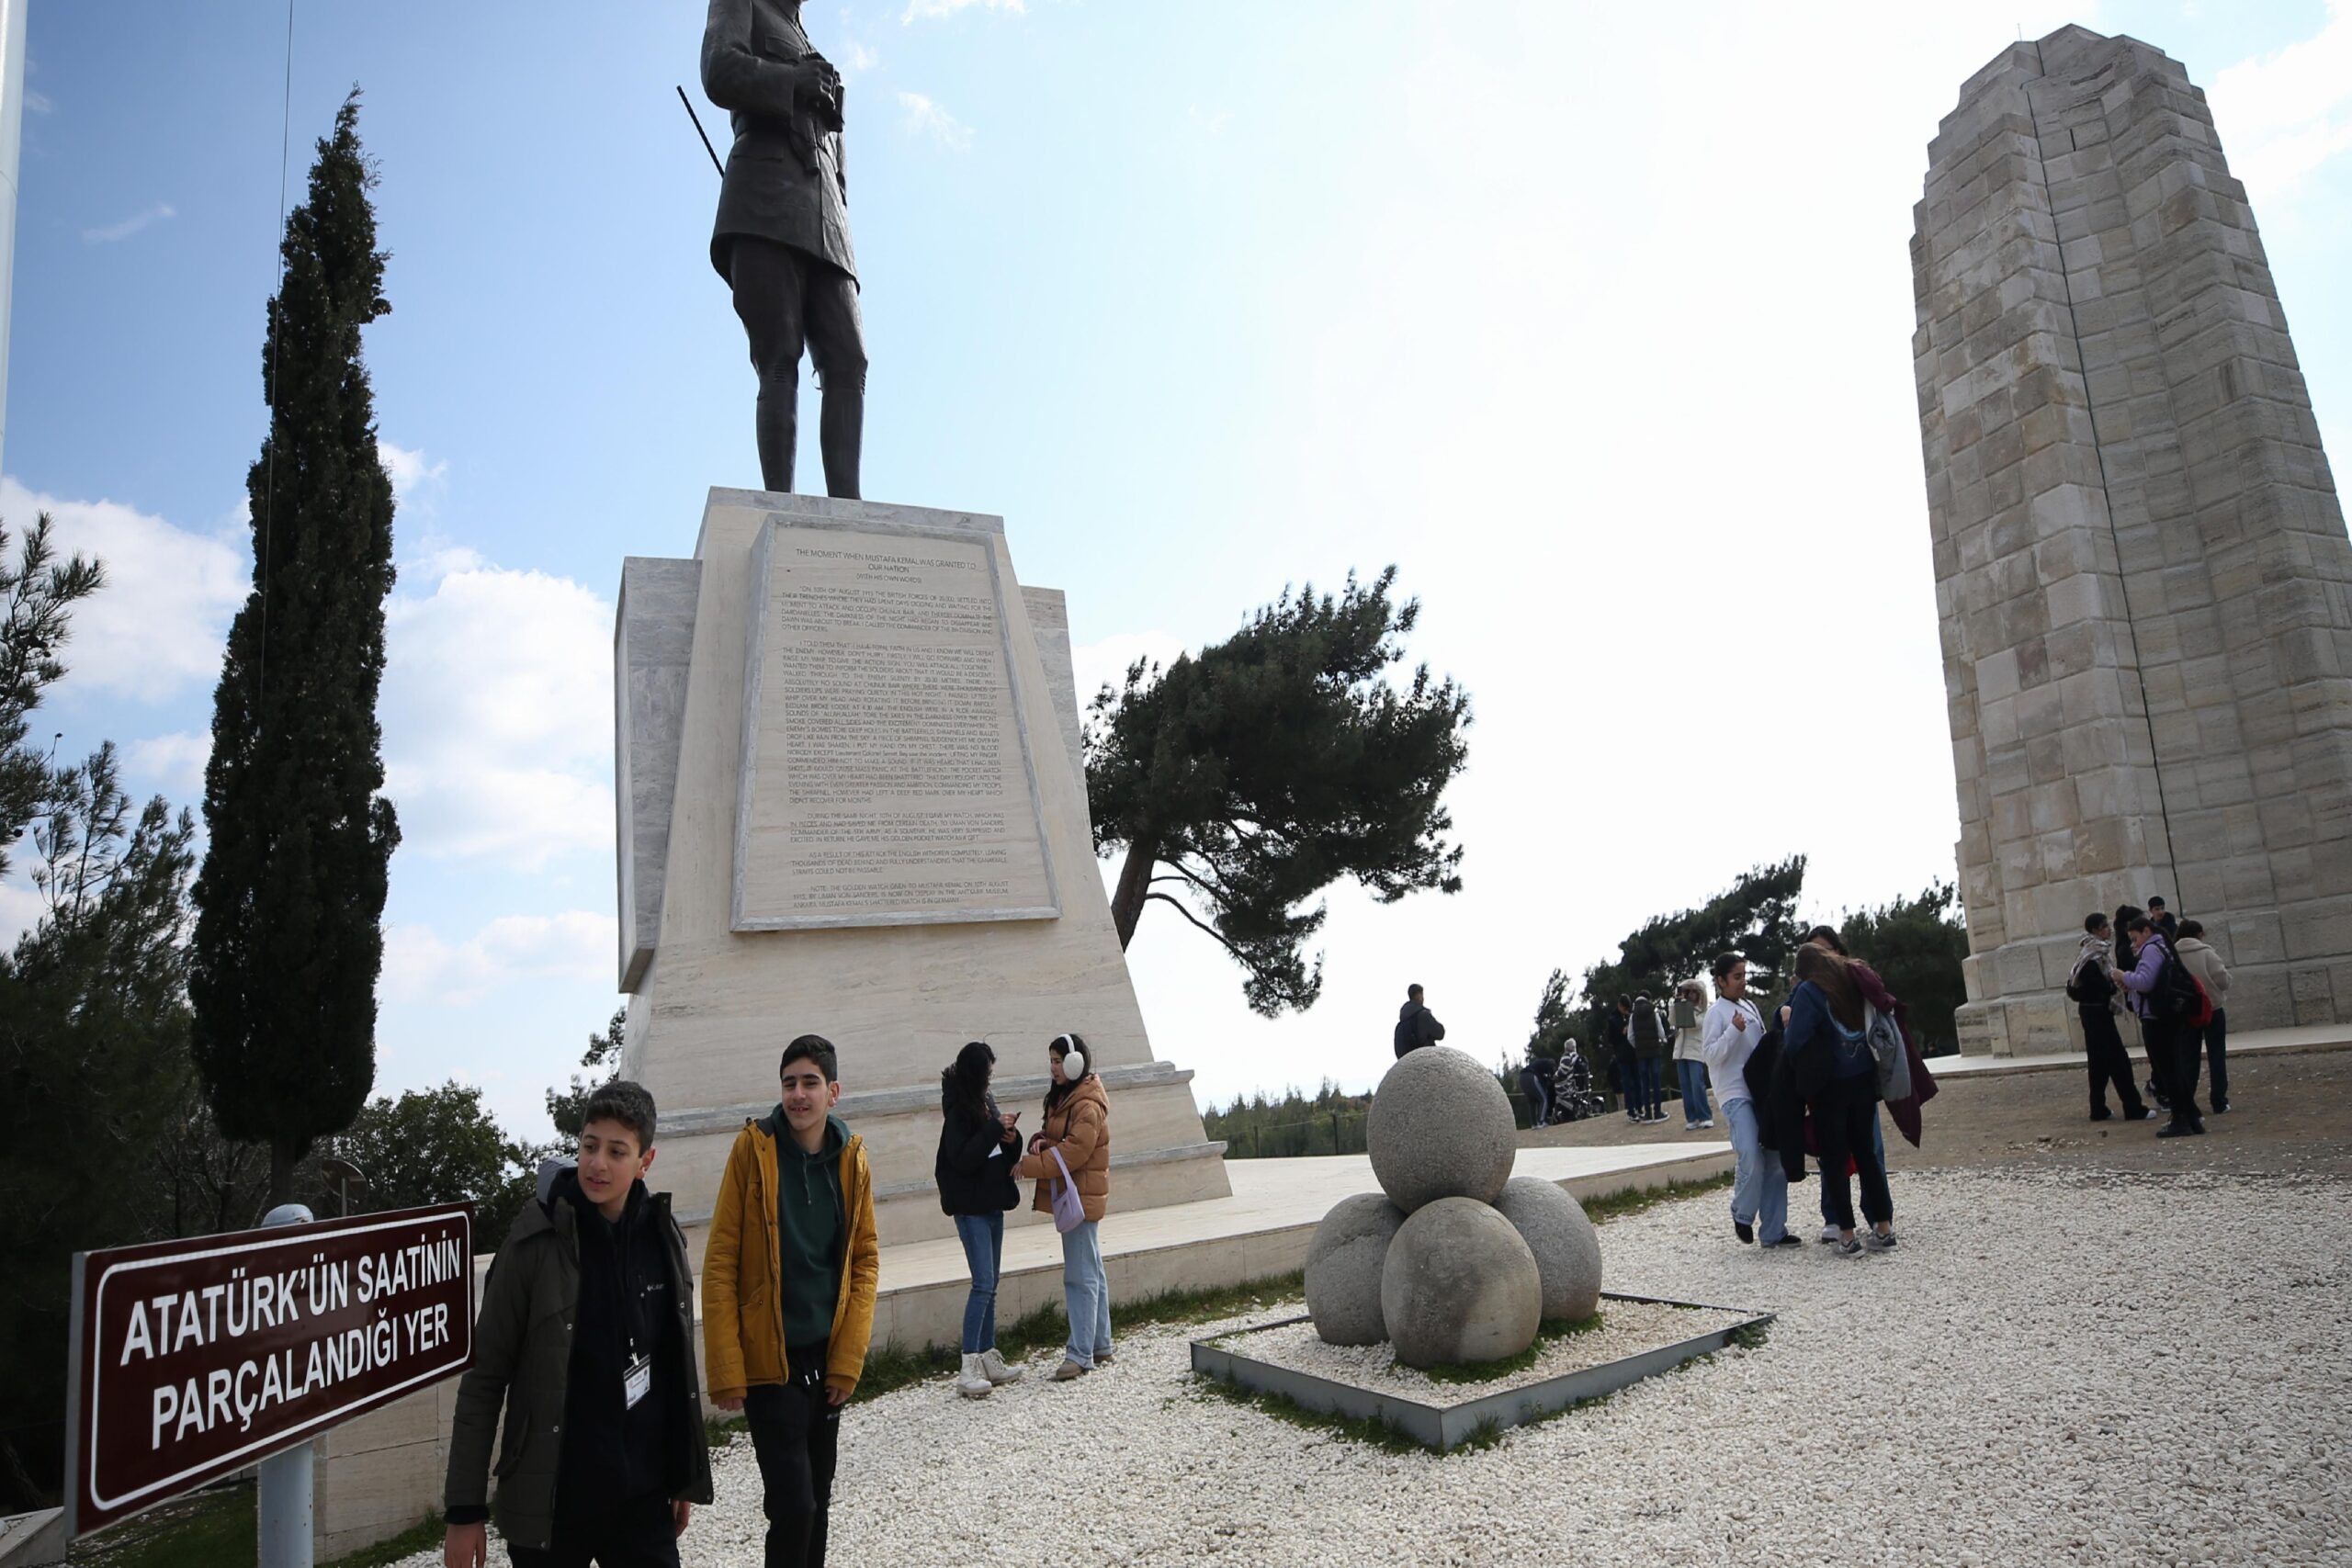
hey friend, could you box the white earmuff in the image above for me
[1062,1049,1085,1080]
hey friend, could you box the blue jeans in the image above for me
[1724,1098,1788,1243]
[1821,1108,1889,1224]
[1060,1219,1112,1368]
[954,1212,1004,1355]
[1676,1058,1712,1123]
[1629,1056,1664,1117]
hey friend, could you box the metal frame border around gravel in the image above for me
[1190,1292,1774,1451]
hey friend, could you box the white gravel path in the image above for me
[1216,1297,1748,1398]
[393,1168,2352,1567]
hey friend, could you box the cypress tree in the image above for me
[190,91,401,1207]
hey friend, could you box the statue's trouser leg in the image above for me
[728,237,808,494]
[802,266,867,501]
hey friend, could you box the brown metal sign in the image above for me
[66,1202,474,1537]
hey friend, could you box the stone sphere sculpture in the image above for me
[1379,1196,1543,1368]
[1366,1047,1516,1213]
[1304,1193,1407,1346]
[1492,1176,1604,1322]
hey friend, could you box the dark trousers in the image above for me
[2082,1007,2144,1118]
[728,236,867,498]
[2203,1008,2230,1106]
[507,1491,680,1568]
[744,1346,842,1568]
[2145,1016,2203,1127]
[1814,1075,1893,1232]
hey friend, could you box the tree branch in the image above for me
[1144,890,1250,964]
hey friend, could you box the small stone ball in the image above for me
[1366,1046,1517,1213]
[1379,1196,1543,1368]
[1491,1176,1604,1322]
[1304,1192,1407,1346]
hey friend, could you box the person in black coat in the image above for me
[936,1042,1024,1398]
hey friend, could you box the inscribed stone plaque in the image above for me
[733,518,1060,930]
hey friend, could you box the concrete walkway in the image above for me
[862,1141,1733,1349]
[1928,1021,2352,1079]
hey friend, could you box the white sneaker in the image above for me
[1818,1224,1840,1244]
[978,1347,1023,1386]
[957,1353,994,1398]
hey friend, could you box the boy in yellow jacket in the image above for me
[704,1034,878,1568]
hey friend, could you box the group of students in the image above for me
[436,1029,1113,1568]
[2068,894,2233,1135]
[1592,987,1716,1129]
[1698,928,1939,1258]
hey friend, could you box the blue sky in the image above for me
[7,1,2350,1138]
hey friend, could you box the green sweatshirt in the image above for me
[774,1111,846,1351]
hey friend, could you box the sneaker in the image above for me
[2211,1100,2229,1113]
[1735,1221,1754,1245]
[2131,1109,2161,1122]
[1697,1120,1716,1130]
[978,1348,1023,1386]
[1764,1235,1804,1247]
[1094,1349,1116,1365]
[1865,1230,1898,1252]
[1819,1224,1841,1245]
[2089,1109,2113,1122]
[2156,1122,2192,1139]
[2189,1119,2207,1135]
[1048,1359,1091,1382]
[1835,1237,1864,1258]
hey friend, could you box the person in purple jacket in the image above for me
[2112,914,2205,1138]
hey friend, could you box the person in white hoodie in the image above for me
[2174,920,2233,1113]
[1700,952,1792,1247]
[1670,979,1714,1130]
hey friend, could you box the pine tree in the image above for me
[1086,567,1471,1015]
[190,92,401,1206]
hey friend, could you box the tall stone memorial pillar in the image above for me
[1916,26,2352,1053]
[615,491,1229,1255]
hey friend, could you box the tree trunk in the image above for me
[267,1140,300,1213]
[1109,836,1159,948]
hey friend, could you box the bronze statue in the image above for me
[701,0,865,499]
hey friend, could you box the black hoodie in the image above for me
[557,1170,688,1504]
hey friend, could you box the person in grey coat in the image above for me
[702,0,867,498]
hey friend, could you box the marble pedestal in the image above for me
[614,490,1229,1253]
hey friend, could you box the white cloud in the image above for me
[25,89,52,116]
[902,0,1023,22]
[0,478,246,705]
[128,731,211,794]
[81,202,176,244]
[840,39,880,74]
[0,876,40,952]
[2209,2,2352,197]
[377,440,447,505]
[897,91,974,151]
[380,559,613,870]
[383,910,614,1006]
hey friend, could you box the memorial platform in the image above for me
[847,1140,1736,1352]
[1936,1021,2352,1079]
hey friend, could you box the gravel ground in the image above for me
[396,1168,2351,1567]
[1216,1298,1748,1399]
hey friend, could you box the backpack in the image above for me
[2151,942,2212,1027]
[2064,954,2114,1007]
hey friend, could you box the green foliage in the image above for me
[0,514,104,877]
[1576,856,1809,1021]
[190,92,401,1201]
[1525,967,1572,1058]
[1201,1081,1373,1158]
[0,746,199,1507]
[1086,567,1471,1015]
[316,1082,551,1252]
[1835,880,1970,1055]
[547,1008,626,1139]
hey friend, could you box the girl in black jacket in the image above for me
[936,1041,1024,1397]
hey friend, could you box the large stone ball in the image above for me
[1304,1193,1407,1346]
[1379,1196,1543,1368]
[1367,1046,1517,1213]
[1492,1176,1604,1322]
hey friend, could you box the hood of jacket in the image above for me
[1046,1072,1109,1118]
[2175,937,2213,957]
[755,1105,851,1158]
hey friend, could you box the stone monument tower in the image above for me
[1915,26,2352,1055]
[614,491,1231,1257]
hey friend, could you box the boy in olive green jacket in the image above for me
[704,1034,879,1568]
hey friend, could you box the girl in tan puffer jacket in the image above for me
[1013,1033,1112,1380]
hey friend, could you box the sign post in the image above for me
[62,1201,473,1548]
